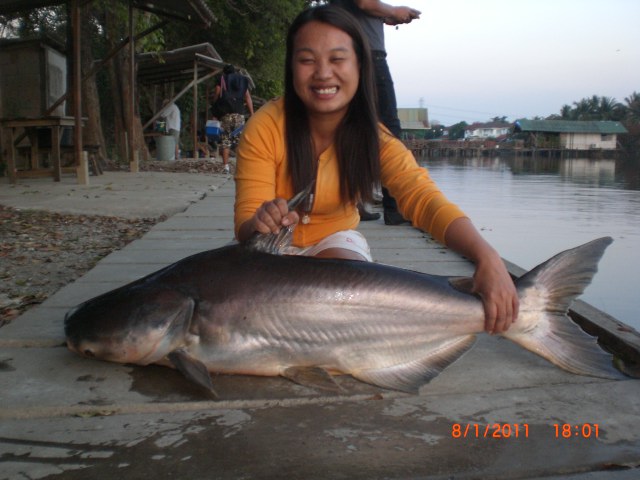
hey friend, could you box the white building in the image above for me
[464,121,510,140]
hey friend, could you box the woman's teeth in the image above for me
[315,87,337,94]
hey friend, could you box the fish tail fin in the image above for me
[503,237,624,379]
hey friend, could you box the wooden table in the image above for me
[1,116,82,183]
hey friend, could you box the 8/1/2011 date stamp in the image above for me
[451,423,600,439]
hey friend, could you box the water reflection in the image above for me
[424,156,640,190]
[419,155,640,331]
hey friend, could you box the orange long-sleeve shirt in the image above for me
[234,98,467,247]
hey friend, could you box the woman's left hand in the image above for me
[472,251,519,335]
[443,217,519,334]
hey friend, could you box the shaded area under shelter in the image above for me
[0,0,216,182]
[137,43,225,161]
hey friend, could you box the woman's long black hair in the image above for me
[284,5,380,204]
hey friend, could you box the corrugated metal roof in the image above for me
[132,0,215,26]
[137,43,224,85]
[0,0,60,12]
[515,119,627,134]
[397,108,428,123]
[400,120,428,130]
[0,0,216,26]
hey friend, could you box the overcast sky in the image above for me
[383,0,640,125]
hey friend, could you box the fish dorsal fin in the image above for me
[245,182,315,255]
[168,349,218,398]
[245,226,294,255]
[282,366,344,393]
[352,335,477,394]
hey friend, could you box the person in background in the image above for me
[212,65,254,173]
[234,5,519,335]
[330,0,420,225]
[162,99,181,160]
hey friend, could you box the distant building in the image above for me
[464,121,510,140]
[397,108,429,139]
[513,120,627,150]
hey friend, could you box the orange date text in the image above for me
[451,423,529,439]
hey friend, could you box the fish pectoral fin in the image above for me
[352,335,477,394]
[282,366,344,393]
[167,349,218,398]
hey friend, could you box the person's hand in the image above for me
[385,6,421,25]
[472,252,519,334]
[250,198,299,235]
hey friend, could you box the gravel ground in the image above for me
[0,206,158,325]
[0,159,230,326]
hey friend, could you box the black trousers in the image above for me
[372,51,402,213]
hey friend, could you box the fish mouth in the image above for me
[65,324,172,364]
[66,338,94,358]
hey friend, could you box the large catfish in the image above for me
[65,190,624,396]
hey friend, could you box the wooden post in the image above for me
[128,0,136,169]
[192,59,198,160]
[5,126,17,183]
[51,125,62,181]
[72,0,83,184]
[130,149,139,173]
[76,150,90,185]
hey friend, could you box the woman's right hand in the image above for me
[246,198,300,237]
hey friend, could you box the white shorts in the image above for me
[284,230,372,261]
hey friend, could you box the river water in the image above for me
[418,155,640,332]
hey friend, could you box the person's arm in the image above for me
[244,89,254,116]
[444,218,519,334]
[212,84,221,102]
[353,0,421,25]
[235,100,298,243]
[379,133,518,334]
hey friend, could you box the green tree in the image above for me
[447,121,468,140]
[181,0,309,100]
[564,95,625,121]
[624,92,640,124]
[559,104,572,119]
[596,96,625,121]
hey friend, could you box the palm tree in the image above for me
[560,104,572,119]
[597,96,625,121]
[572,98,593,120]
[624,92,640,124]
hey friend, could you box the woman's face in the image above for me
[292,21,360,119]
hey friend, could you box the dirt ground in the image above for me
[0,159,230,326]
[0,206,158,325]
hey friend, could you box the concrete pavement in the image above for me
[1,170,639,479]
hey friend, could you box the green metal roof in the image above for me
[515,119,627,134]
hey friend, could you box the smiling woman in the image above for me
[233,4,520,334]
[292,22,360,120]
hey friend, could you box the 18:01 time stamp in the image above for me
[451,423,600,439]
